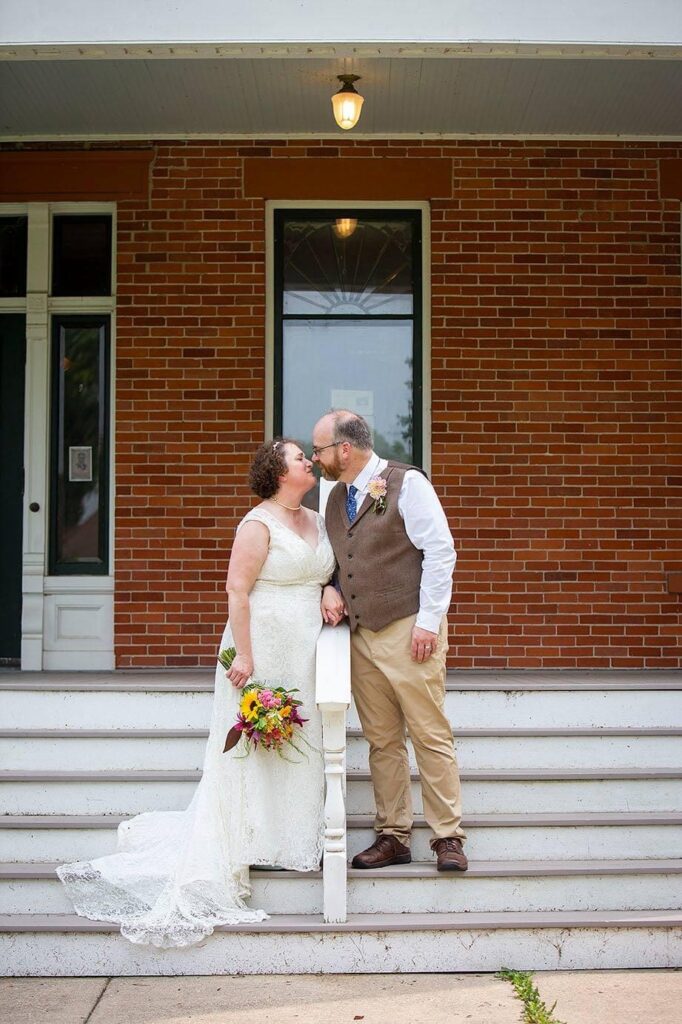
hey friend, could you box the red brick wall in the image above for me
[111,139,682,669]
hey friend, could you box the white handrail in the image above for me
[315,620,351,923]
[315,474,351,923]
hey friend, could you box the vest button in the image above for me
[354,614,360,620]
[348,554,353,559]
[351,594,356,599]
[347,532,353,538]
[348,573,353,578]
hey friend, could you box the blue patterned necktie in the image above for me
[346,484,358,523]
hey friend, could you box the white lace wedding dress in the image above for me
[57,507,336,948]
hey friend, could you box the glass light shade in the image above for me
[332,90,364,131]
[332,218,358,239]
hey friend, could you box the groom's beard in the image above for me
[318,450,343,481]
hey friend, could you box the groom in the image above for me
[312,410,467,872]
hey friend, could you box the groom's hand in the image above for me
[411,626,438,663]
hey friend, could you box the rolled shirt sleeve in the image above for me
[398,470,456,633]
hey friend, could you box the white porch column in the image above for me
[21,203,49,670]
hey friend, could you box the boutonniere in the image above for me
[367,475,388,514]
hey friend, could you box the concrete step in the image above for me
[2,859,682,916]
[2,681,681,730]
[347,689,682,731]
[3,727,682,772]
[346,728,682,772]
[2,909,682,974]
[3,669,682,690]
[346,813,682,860]
[347,770,682,815]
[3,767,681,816]
[2,812,681,863]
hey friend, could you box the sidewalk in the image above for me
[1,971,681,1024]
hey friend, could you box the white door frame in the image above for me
[0,201,117,670]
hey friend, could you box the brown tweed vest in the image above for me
[325,461,425,633]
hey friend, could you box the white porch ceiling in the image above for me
[2,0,681,50]
[1,55,682,139]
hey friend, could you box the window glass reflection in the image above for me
[282,319,413,463]
[283,219,413,316]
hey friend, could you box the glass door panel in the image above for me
[49,316,110,574]
[0,314,26,662]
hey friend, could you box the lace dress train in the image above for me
[57,508,335,948]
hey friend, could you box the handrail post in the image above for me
[315,621,351,924]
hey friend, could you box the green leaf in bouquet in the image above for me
[219,647,236,670]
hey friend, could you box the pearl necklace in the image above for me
[273,496,302,511]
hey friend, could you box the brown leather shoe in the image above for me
[352,834,411,869]
[432,837,468,872]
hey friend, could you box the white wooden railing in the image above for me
[315,622,351,923]
[315,476,351,923]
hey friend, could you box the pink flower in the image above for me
[367,475,388,515]
[367,476,387,500]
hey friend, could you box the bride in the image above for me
[57,439,339,948]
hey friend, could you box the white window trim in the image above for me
[265,199,432,476]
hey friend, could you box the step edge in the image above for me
[3,859,682,880]
[352,769,682,781]
[3,812,682,829]
[2,678,681,693]
[4,768,682,782]
[3,727,682,739]
[2,909,682,933]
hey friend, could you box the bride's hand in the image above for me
[227,653,253,689]
[321,585,347,627]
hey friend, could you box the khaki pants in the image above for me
[350,613,465,846]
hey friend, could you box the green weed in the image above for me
[497,969,566,1024]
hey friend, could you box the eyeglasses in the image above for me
[311,440,343,457]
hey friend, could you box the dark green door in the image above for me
[0,315,26,663]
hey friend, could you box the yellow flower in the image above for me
[240,690,262,722]
[281,706,292,718]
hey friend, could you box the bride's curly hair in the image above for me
[249,437,298,499]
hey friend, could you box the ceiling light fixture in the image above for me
[332,218,358,239]
[331,74,364,131]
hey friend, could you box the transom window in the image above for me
[0,216,28,297]
[49,213,113,574]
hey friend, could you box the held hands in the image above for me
[411,625,438,663]
[226,652,253,689]
[321,584,347,627]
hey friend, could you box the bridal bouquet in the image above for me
[219,647,308,760]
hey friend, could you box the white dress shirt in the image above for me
[349,452,457,633]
